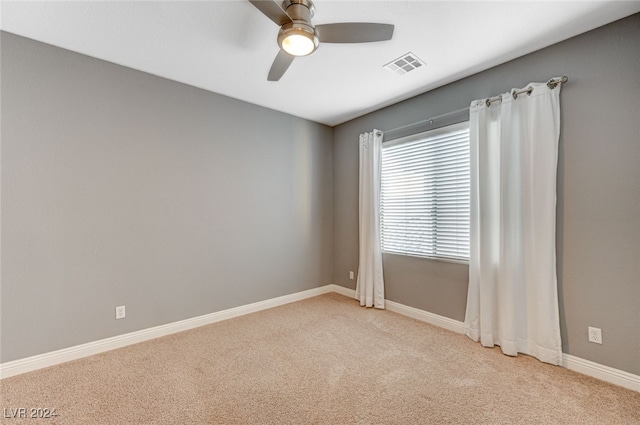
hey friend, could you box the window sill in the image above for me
[381,251,469,265]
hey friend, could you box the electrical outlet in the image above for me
[115,305,126,320]
[349,271,354,280]
[588,326,602,344]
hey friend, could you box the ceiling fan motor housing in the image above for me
[277,0,319,56]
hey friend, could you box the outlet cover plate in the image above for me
[115,305,126,319]
[588,326,602,344]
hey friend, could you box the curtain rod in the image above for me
[381,106,469,136]
[484,76,568,107]
[381,76,568,136]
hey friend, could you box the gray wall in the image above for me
[0,32,333,362]
[333,14,640,375]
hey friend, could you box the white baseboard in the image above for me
[329,285,465,334]
[0,285,334,379]
[384,300,466,334]
[2,283,638,393]
[562,353,640,392]
[328,283,356,298]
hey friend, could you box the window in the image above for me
[380,121,470,262]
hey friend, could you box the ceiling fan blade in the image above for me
[316,23,394,43]
[267,50,295,81]
[248,0,292,26]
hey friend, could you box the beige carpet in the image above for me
[1,293,639,424]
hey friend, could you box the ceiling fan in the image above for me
[248,0,394,81]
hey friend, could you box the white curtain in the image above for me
[464,82,563,365]
[356,130,385,309]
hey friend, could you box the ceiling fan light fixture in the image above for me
[282,33,314,56]
[278,24,318,56]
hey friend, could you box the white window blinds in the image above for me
[380,121,470,262]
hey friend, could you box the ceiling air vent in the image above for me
[383,52,425,75]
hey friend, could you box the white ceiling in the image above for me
[2,1,639,126]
